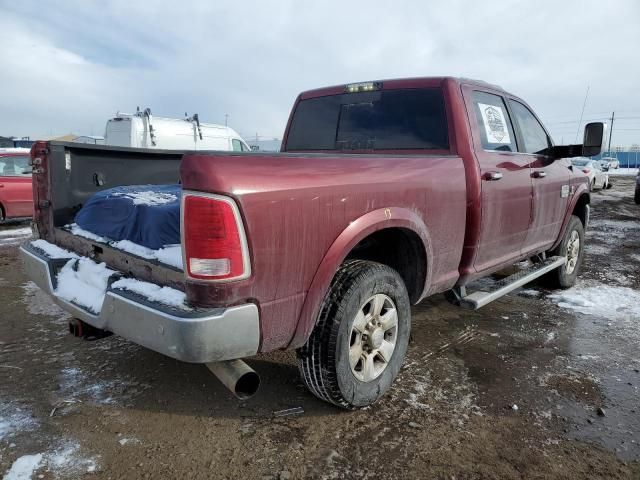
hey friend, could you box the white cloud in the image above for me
[1,0,639,145]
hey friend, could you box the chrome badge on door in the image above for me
[561,185,570,198]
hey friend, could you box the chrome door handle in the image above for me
[532,171,547,178]
[484,171,503,181]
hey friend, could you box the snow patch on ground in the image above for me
[57,366,149,407]
[0,227,32,246]
[3,441,98,479]
[585,243,612,256]
[113,190,178,206]
[3,453,43,480]
[118,436,141,446]
[0,404,38,441]
[0,227,31,238]
[68,224,183,269]
[518,288,541,297]
[549,281,640,321]
[58,367,116,405]
[111,277,188,309]
[404,375,432,410]
[30,239,78,259]
[589,219,640,230]
[55,258,116,314]
[45,440,98,475]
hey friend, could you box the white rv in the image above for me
[104,108,251,151]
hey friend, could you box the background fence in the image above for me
[593,151,640,168]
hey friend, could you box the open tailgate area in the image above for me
[31,141,186,289]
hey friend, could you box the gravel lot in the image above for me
[1,177,639,479]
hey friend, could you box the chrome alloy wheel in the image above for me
[566,230,580,275]
[349,294,398,382]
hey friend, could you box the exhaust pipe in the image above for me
[206,359,260,400]
[68,318,112,341]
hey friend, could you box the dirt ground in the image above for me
[1,177,639,479]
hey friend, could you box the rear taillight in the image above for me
[582,168,590,174]
[182,193,250,281]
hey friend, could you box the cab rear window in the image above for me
[285,88,449,151]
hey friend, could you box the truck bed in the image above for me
[32,141,186,288]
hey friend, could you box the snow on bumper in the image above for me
[19,243,260,363]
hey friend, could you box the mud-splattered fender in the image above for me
[551,183,591,251]
[287,206,433,349]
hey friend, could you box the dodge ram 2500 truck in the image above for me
[20,77,604,409]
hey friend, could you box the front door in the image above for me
[463,88,533,273]
[507,99,570,254]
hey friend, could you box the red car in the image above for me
[0,152,33,222]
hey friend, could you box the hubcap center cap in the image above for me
[369,328,384,349]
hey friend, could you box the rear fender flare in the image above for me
[287,207,433,349]
[551,184,590,251]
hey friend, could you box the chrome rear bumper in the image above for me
[20,243,260,363]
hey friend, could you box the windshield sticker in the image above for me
[478,103,511,144]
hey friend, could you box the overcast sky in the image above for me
[1,0,639,147]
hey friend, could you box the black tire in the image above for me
[635,187,640,205]
[297,260,411,409]
[540,215,585,289]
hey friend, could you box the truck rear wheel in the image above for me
[297,260,411,409]
[541,215,585,289]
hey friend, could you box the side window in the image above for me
[472,91,517,152]
[509,100,551,154]
[0,156,31,176]
[240,142,250,152]
[231,139,243,152]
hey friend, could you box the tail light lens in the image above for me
[582,168,590,174]
[182,193,250,281]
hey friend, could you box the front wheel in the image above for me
[540,215,585,289]
[297,260,411,409]
[635,187,640,205]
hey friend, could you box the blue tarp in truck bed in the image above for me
[75,184,181,250]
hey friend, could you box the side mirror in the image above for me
[583,122,604,157]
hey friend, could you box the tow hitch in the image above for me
[68,318,112,341]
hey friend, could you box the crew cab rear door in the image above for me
[507,98,570,254]
[463,87,533,273]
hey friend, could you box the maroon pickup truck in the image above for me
[21,77,604,409]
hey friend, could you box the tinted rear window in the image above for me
[285,88,449,151]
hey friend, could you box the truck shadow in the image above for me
[113,348,342,419]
